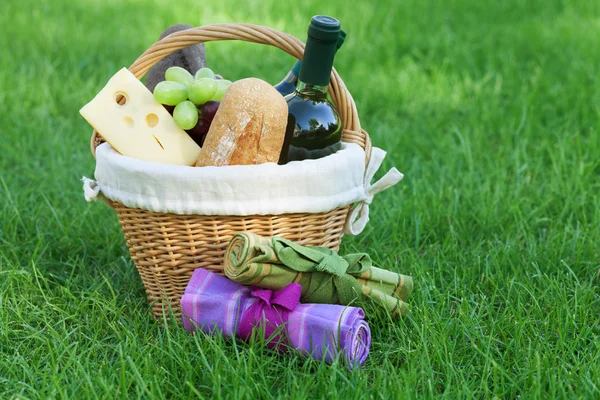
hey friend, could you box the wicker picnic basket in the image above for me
[90,23,372,318]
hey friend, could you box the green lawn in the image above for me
[2,0,600,398]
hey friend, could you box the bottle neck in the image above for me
[296,81,328,98]
[290,60,302,76]
[298,34,338,87]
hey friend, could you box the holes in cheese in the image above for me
[80,68,201,165]
[153,135,165,150]
[115,91,128,105]
[146,113,159,128]
[123,117,135,128]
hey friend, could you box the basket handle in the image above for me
[90,23,372,161]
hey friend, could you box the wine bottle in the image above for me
[283,16,343,162]
[274,30,346,97]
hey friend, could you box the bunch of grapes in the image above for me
[153,67,232,146]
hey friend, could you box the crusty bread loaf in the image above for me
[195,78,288,167]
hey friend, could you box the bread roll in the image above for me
[195,78,288,167]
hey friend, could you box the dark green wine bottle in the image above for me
[283,16,343,162]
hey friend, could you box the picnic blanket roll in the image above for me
[181,268,371,367]
[223,232,413,316]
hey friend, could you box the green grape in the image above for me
[173,101,199,130]
[188,78,218,105]
[165,66,194,87]
[211,80,232,101]
[153,81,188,106]
[194,67,216,80]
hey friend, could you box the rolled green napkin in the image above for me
[223,232,413,317]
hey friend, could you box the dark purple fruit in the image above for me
[185,119,209,147]
[200,101,220,123]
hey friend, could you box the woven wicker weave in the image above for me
[90,23,371,317]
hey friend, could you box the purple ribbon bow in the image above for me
[238,283,302,349]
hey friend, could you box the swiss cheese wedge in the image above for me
[80,68,201,165]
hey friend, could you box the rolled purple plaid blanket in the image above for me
[181,268,371,367]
